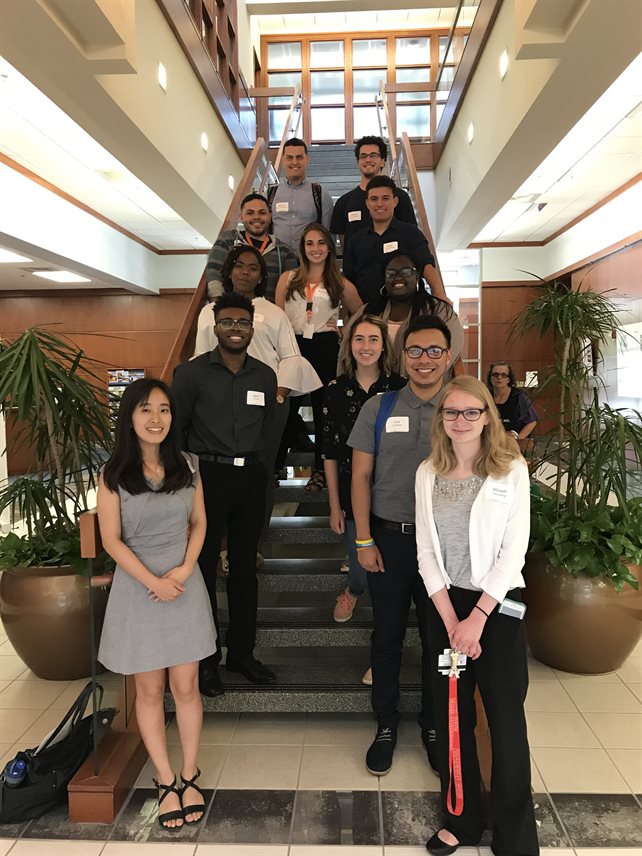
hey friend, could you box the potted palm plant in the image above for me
[0,327,112,679]
[511,279,642,674]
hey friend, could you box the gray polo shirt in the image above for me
[270,178,334,248]
[347,385,439,522]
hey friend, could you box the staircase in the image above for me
[165,415,423,716]
[306,143,360,202]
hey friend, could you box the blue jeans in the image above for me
[344,517,368,597]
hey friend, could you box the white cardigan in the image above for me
[415,458,530,602]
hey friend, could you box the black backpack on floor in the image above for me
[0,681,117,823]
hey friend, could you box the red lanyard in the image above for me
[305,282,320,322]
[446,652,464,816]
[245,233,269,254]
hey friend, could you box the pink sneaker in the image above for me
[333,588,358,623]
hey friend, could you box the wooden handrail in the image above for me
[377,81,397,170]
[160,138,271,383]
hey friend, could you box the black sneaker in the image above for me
[366,725,397,776]
[422,728,439,774]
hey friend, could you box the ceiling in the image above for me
[0,57,211,255]
[254,5,478,34]
[0,245,117,292]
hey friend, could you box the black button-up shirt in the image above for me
[342,217,436,305]
[173,348,277,458]
[321,372,406,518]
[330,186,417,255]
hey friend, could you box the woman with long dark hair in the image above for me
[98,378,215,831]
[415,376,537,856]
[275,222,363,491]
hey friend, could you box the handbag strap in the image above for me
[37,681,103,754]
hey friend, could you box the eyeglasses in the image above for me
[404,345,448,359]
[358,152,382,161]
[442,407,487,422]
[491,372,509,379]
[216,318,252,331]
[385,267,417,282]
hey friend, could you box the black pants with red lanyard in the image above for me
[426,586,539,856]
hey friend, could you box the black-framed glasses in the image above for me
[491,371,509,379]
[404,345,448,359]
[216,318,252,331]
[442,407,487,422]
[385,267,417,282]
[358,152,382,160]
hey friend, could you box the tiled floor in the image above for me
[1,626,641,854]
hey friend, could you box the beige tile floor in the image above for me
[1,624,641,855]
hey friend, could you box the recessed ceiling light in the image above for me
[32,271,91,283]
[157,62,167,92]
[467,122,474,144]
[0,249,33,263]
[499,49,509,80]
[200,132,208,153]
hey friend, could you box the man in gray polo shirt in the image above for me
[348,314,452,776]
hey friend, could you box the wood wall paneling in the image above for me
[2,291,195,475]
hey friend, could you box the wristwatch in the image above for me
[276,393,285,405]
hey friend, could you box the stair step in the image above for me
[216,558,346,592]
[266,516,339,543]
[285,451,315,466]
[275,483,328,502]
[166,664,421,713]
[217,609,419,647]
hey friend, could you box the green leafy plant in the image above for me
[511,279,642,589]
[0,327,112,573]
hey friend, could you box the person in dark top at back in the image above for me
[330,136,417,255]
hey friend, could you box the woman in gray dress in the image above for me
[98,378,216,831]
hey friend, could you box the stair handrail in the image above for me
[376,81,397,177]
[272,82,303,179]
[160,138,274,382]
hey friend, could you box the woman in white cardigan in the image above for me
[415,376,538,856]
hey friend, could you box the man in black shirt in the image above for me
[173,292,278,695]
[343,176,448,306]
[330,136,416,255]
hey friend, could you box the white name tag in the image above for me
[275,202,289,213]
[247,390,265,406]
[302,322,315,339]
[487,482,509,504]
[385,416,409,433]
[348,210,362,222]
[383,241,399,253]
[253,313,264,323]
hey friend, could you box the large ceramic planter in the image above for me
[523,553,642,674]
[0,565,109,680]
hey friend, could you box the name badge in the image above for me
[275,202,289,213]
[302,322,315,340]
[385,416,409,433]
[487,482,509,504]
[247,390,265,406]
[348,210,362,222]
[253,313,264,323]
[383,241,398,253]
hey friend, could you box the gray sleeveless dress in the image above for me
[98,458,217,674]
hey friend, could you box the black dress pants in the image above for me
[293,331,340,471]
[198,460,266,666]
[426,587,538,856]
[367,522,433,731]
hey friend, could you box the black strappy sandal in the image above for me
[180,767,205,825]
[153,775,184,830]
[304,469,326,492]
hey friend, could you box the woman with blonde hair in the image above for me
[415,376,538,856]
[276,222,362,491]
[321,315,405,652]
